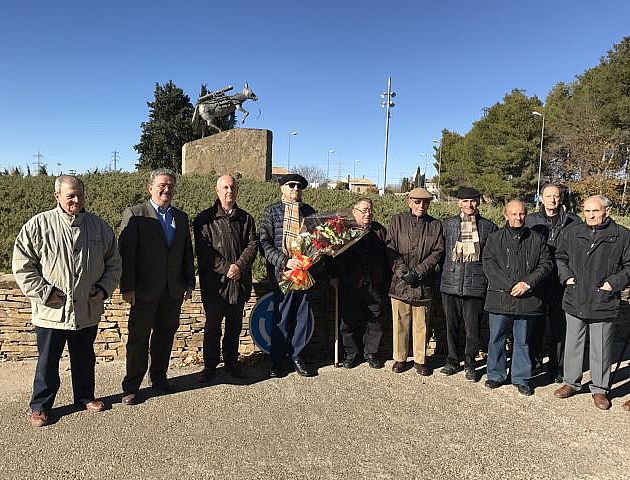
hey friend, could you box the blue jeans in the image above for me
[487,313,538,386]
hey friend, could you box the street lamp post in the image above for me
[287,131,298,171]
[432,139,442,201]
[532,111,545,211]
[420,153,428,187]
[380,76,396,193]
[327,149,336,181]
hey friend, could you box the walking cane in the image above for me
[334,285,340,367]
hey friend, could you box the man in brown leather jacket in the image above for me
[194,175,259,381]
[386,187,444,376]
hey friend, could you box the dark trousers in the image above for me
[271,289,311,364]
[530,287,566,374]
[122,290,182,393]
[441,293,484,368]
[31,325,98,412]
[340,285,385,360]
[202,297,245,368]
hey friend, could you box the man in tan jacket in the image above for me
[13,175,121,427]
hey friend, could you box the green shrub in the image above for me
[4,172,622,280]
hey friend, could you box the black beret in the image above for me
[455,187,481,200]
[278,173,308,189]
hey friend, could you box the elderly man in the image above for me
[387,187,444,376]
[119,168,195,405]
[194,175,258,381]
[525,184,581,382]
[12,176,121,427]
[440,187,497,381]
[335,198,389,369]
[260,173,319,377]
[554,195,630,410]
[482,200,552,396]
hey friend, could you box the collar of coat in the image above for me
[212,199,242,219]
[56,204,85,226]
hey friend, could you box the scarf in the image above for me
[452,214,481,262]
[282,201,302,255]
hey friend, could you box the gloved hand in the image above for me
[401,268,420,287]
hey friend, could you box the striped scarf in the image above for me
[452,214,480,262]
[282,201,302,255]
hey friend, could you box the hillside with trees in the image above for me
[436,36,630,207]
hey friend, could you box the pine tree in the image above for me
[134,81,195,172]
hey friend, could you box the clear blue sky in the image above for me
[1,0,629,187]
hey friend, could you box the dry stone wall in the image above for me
[0,274,450,364]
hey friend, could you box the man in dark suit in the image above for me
[119,168,195,405]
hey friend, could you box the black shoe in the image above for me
[293,357,317,377]
[343,356,358,369]
[198,368,216,383]
[554,373,564,384]
[365,355,385,369]
[269,363,284,378]
[516,384,534,396]
[440,363,460,376]
[484,379,502,389]
[464,368,478,382]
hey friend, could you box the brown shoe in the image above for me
[592,393,611,410]
[84,399,105,412]
[392,361,407,373]
[554,384,578,399]
[623,399,630,412]
[30,410,49,427]
[414,363,432,376]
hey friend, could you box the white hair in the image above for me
[54,175,84,193]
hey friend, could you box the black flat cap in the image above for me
[455,187,481,199]
[278,173,308,189]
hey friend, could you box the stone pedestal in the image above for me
[182,128,272,180]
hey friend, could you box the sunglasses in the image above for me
[285,182,303,190]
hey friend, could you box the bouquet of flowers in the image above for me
[279,212,368,293]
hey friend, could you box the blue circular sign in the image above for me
[249,291,315,353]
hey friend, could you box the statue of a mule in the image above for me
[192,83,258,137]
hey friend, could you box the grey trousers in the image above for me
[563,313,614,394]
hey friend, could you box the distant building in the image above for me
[327,180,348,190]
[348,177,377,194]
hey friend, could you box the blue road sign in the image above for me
[249,291,315,354]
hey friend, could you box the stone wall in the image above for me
[0,274,447,364]
[181,128,273,180]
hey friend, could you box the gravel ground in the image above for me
[1,357,629,480]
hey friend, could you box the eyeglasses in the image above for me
[353,207,373,215]
[285,182,303,190]
[409,198,430,205]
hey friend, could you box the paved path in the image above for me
[1,357,629,480]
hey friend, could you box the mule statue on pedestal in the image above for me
[192,83,258,137]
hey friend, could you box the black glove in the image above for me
[401,268,420,287]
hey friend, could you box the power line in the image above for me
[111,150,120,171]
[32,150,46,173]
